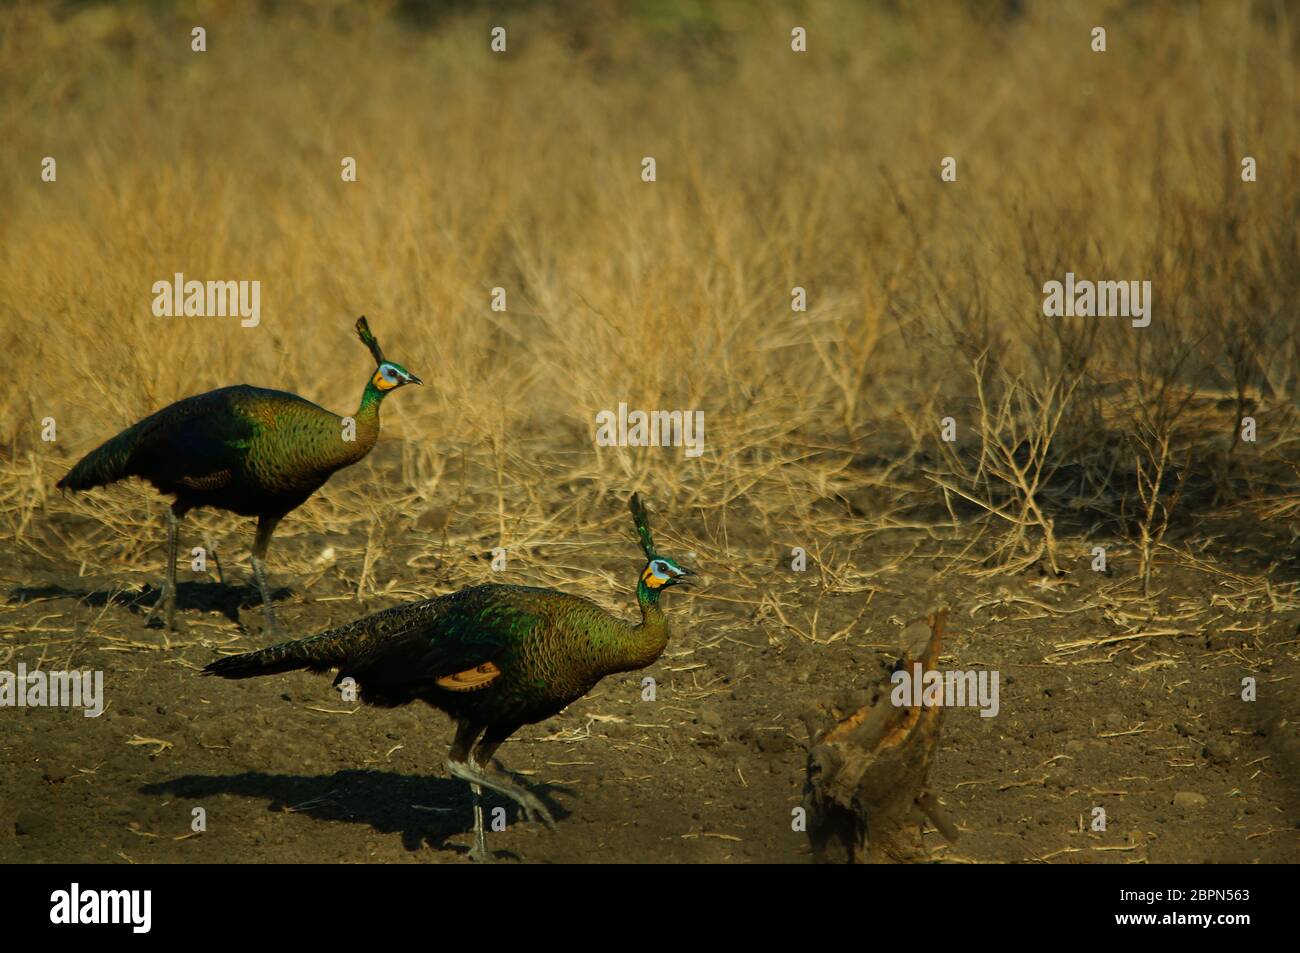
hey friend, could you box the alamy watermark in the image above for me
[1042,272,1151,328]
[50,883,150,933]
[0,664,104,717]
[891,663,1000,718]
[151,272,260,327]
[594,402,705,458]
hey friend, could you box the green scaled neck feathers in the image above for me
[636,576,662,609]
[358,376,386,414]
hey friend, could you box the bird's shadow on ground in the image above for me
[141,769,569,860]
[7,580,292,626]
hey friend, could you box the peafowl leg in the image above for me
[468,779,488,863]
[447,728,556,833]
[449,719,492,862]
[145,508,182,631]
[165,508,179,630]
[207,537,224,585]
[251,515,283,636]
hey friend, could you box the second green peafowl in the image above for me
[203,493,692,861]
[56,317,419,633]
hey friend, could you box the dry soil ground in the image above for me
[2,451,1297,864]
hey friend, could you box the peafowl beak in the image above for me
[671,567,695,587]
[402,371,423,386]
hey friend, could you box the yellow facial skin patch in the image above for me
[642,566,668,589]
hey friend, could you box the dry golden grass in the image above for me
[1,0,1298,611]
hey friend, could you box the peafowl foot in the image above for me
[141,594,163,628]
[512,791,555,829]
[446,759,556,832]
[142,582,183,633]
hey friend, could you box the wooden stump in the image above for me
[802,607,959,863]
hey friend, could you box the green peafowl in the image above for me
[56,317,419,634]
[203,493,692,861]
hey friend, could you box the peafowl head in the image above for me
[641,555,691,590]
[356,316,422,391]
[371,361,421,391]
[629,493,693,590]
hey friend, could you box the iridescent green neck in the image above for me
[331,378,385,465]
[626,577,669,668]
[358,378,386,414]
[636,576,662,613]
